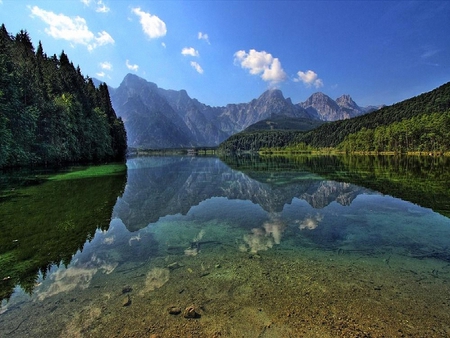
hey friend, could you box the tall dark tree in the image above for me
[0,25,127,168]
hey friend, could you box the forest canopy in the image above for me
[0,25,127,168]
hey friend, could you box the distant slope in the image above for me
[244,116,325,132]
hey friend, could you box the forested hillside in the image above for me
[299,81,450,149]
[219,81,450,153]
[0,25,127,168]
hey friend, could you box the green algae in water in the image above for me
[0,165,126,301]
[47,163,127,181]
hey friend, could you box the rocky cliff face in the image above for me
[109,73,379,148]
[110,74,194,148]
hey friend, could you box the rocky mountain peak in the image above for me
[336,94,360,110]
[306,92,331,100]
[122,73,156,88]
[300,92,341,121]
[259,88,285,100]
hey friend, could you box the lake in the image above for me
[1,155,450,337]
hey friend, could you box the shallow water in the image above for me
[1,155,450,337]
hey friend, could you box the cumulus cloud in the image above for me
[234,49,286,84]
[132,7,166,39]
[126,59,139,71]
[96,71,105,77]
[190,61,204,74]
[29,6,114,51]
[99,61,112,70]
[161,42,166,48]
[181,47,199,57]
[294,70,324,88]
[198,32,210,44]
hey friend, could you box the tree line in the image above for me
[337,111,450,153]
[0,25,127,168]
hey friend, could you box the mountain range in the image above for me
[106,73,382,149]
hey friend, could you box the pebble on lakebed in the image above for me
[183,305,200,318]
[122,294,131,307]
[168,306,182,315]
[122,286,132,294]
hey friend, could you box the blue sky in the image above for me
[1,1,449,107]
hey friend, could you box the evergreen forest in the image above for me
[218,81,450,154]
[0,25,127,168]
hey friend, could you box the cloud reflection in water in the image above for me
[242,214,286,253]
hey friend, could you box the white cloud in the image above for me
[96,71,105,77]
[92,31,114,47]
[294,70,324,88]
[29,6,114,51]
[190,61,203,74]
[161,42,166,48]
[198,32,210,44]
[126,60,139,71]
[234,49,286,84]
[81,0,110,13]
[181,47,199,57]
[99,61,112,70]
[132,7,166,39]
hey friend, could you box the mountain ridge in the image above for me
[106,73,380,148]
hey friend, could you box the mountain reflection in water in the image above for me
[113,156,373,231]
[1,155,450,337]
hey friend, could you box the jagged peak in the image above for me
[258,88,285,100]
[336,94,359,108]
[121,73,158,90]
[336,94,353,101]
[310,92,332,99]
[303,92,335,105]
[336,94,356,104]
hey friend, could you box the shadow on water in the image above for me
[0,165,127,302]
